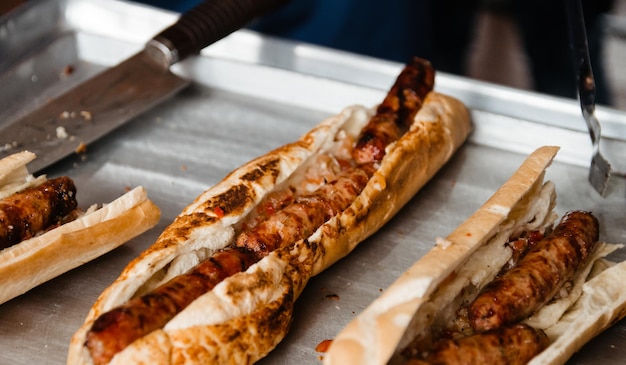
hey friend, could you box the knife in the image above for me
[0,0,287,173]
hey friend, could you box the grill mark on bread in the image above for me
[83,59,437,364]
[166,213,218,243]
[85,168,369,365]
[204,184,254,217]
[202,158,281,218]
[240,158,281,182]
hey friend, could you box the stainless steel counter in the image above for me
[0,1,624,364]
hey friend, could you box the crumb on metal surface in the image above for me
[59,65,74,78]
[80,111,92,121]
[74,142,87,154]
[435,236,453,249]
[56,126,69,139]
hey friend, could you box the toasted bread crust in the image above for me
[0,152,161,305]
[324,146,561,365]
[325,146,626,365]
[68,92,471,365]
[0,185,161,305]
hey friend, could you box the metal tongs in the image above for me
[565,0,612,196]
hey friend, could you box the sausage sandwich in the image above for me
[324,146,626,365]
[67,57,472,365]
[0,151,160,305]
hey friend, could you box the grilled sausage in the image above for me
[84,246,258,365]
[406,324,550,365]
[235,167,369,256]
[85,167,369,365]
[469,210,599,332]
[352,57,435,165]
[71,55,470,365]
[83,59,430,364]
[0,176,77,250]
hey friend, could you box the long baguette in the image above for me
[0,151,161,305]
[68,58,472,364]
[324,146,626,365]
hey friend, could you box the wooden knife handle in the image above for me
[150,0,288,65]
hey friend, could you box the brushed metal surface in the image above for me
[0,1,624,365]
[0,50,188,172]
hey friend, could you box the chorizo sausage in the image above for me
[0,176,77,249]
[352,57,435,165]
[469,210,599,332]
[406,324,549,365]
[85,167,369,365]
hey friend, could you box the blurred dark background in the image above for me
[3,0,626,110]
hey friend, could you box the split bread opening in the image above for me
[325,145,626,365]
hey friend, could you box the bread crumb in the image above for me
[58,110,92,121]
[80,111,92,121]
[56,126,69,139]
[1,141,18,152]
[75,142,87,154]
[60,65,74,78]
[436,236,453,249]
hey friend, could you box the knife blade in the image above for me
[0,0,288,173]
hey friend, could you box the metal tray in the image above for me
[0,1,624,364]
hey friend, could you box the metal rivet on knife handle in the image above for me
[150,0,290,66]
[0,0,289,173]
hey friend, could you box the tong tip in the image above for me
[589,154,612,197]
